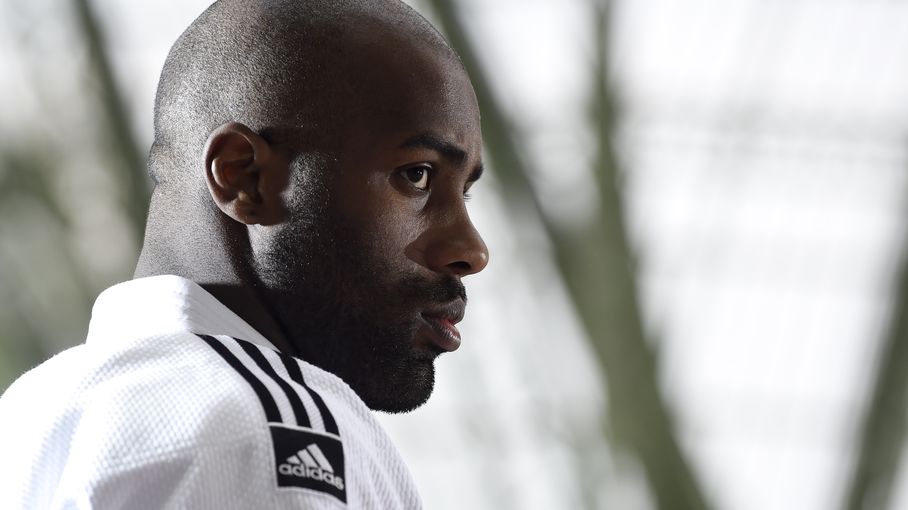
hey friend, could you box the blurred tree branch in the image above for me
[843,236,908,509]
[73,0,149,241]
[425,0,711,508]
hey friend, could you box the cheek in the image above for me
[359,202,426,270]
[335,174,428,267]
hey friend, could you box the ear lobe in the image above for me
[203,122,289,225]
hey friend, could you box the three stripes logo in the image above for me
[197,334,347,503]
[279,443,345,491]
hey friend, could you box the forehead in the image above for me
[333,27,481,153]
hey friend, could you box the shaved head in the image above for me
[150,0,458,187]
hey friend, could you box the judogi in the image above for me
[0,275,421,509]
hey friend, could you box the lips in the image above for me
[420,300,465,352]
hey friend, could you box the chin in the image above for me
[356,355,437,414]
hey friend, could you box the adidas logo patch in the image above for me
[279,443,345,491]
[270,425,347,503]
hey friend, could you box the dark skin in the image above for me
[136,20,488,412]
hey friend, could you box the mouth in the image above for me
[420,300,466,352]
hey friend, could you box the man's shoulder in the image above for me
[0,332,265,453]
[3,332,274,507]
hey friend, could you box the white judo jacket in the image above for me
[0,275,422,509]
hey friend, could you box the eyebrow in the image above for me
[399,133,484,183]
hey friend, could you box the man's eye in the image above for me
[403,166,431,190]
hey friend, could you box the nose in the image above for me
[422,214,489,277]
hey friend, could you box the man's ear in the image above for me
[203,122,289,225]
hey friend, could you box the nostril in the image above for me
[447,261,471,273]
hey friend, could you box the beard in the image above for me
[253,179,465,413]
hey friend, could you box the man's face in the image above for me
[257,41,488,412]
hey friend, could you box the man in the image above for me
[0,0,488,508]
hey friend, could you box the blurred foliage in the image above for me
[0,148,67,385]
[0,0,146,386]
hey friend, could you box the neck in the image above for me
[134,191,296,355]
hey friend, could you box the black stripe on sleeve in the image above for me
[235,339,312,429]
[279,354,340,436]
[197,334,282,424]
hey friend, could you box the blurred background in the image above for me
[2,0,908,509]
